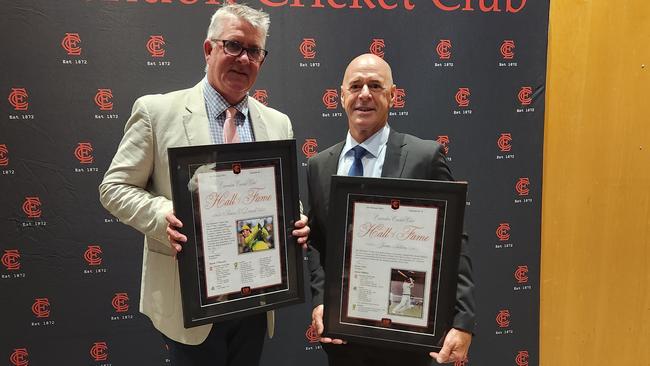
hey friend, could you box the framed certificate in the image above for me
[168,140,304,328]
[322,176,467,351]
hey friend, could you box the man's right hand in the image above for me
[312,304,346,345]
[165,211,187,253]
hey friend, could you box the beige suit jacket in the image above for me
[99,81,293,345]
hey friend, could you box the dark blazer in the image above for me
[306,128,475,332]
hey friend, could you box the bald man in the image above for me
[305,54,475,365]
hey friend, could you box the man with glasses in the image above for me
[305,53,475,365]
[99,4,308,366]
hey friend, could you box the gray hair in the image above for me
[206,4,270,46]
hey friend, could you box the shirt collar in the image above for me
[202,77,249,121]
[342,124,390,158]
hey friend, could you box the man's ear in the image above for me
[388,84,397,108]
[203,40,213,60]
[340,86,345,104]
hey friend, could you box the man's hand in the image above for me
[429,328,472,364]
[165,211,187,253]
[293,214,310,248]
[312,304,346,345]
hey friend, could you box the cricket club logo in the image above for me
[2,249,21,271]
[454,358,468,366]
[252,89,268,106]
[94,89,113,111]
[84,245,103,266]
[61,33,82,56]
[515,350,529,366]
[32,298,50,318]
[496,223,511,241]
[322,89,338,109]
[514,265,529,284]
[393,88,406,108]
[8,88,29,111]
[515,178,530,196]
[305,324,320,343]
[75,142,94,164]
[10,348,28,366]
[518,86,533,106]
[302,139,318,158]
[436,135,450,155]
[146,35,166,57]
[112,292,129,313]
[436,39,452,59]
[501,40,515,59]
[299,38,316,59]
[369,38,385,58]
[497,133,512,152]
[496,309,510,328]
[22,197,42,219]
[0,144,9,166]
[455,87,470,107]
[90,342,108,362]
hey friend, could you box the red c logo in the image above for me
[514,265,529,284]
[302,139,318,158]
[516,178,530,196]
[369,39,385,58]
[393,88,406,109]
[496,223,510,241]
[61,33,82,56]
[305,324,320,343]
[0,144,8,166]
[22,197,42,219]
[94,89,113,111]
[84,245,103,266]
[436,39,452,59]
[501,40,515,59]
[497,133,512,152]
[515,350,529,366]
[75,142,94,164]
[518,86,532,106]
[90,342,108,361]
[455,87,470,107]
[322,89,338,109]
[10,348,29,366]
[32,298,50,318]
[496,309,510,328]
[147,35,165,57]
[8,88,29,111]
[2,249,21,271]
[112,293,129,313]
[299,38,316,59]
[436,135,450,155]
[252,89,268,106]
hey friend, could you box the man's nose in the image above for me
[359,84,372,98]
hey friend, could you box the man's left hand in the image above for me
[429,328,472,364]
[292,214,310,248]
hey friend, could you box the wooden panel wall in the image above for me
[541,1,650,364]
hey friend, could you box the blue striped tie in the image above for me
[347,145,367,177]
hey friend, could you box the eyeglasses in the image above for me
[212,39,268,63]
[345,82,386,94]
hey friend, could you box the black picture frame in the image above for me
[168,140,304,328]
[322,176,467,352]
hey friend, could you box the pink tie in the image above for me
[223,107,240,143]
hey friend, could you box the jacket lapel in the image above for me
[248,97,269,141]
[321,142,345,213]
[381,129,407,178]
[182,82,211,146]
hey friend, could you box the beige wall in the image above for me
[541,0,650,364]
